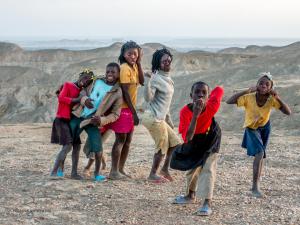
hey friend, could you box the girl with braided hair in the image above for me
[108,41,144,179]
[141,48,181,183]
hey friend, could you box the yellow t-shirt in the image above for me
[237,93,281,129]
[120,63,139,109]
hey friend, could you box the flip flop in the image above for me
[195,205,212,216]
[160,174,174,182]
[94,175,107,182]
[173,195,195,204]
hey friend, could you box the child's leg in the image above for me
[109,133,127,179]
[148,150,164,180]
[94,151,103,177]
[160,145,178,181]
[196,153,219,216]
[101,155,106,170]
[71,143,82,179]
[119,131,133,177]
[173,167,200,204]
[51,144,72,175]
[85,158,95,171]
[252,151,264,197]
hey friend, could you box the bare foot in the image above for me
[160,170,173,182]
[119,169,132,178]
[83,168,91,178]
[108,171,126,180]
[148,174,163,181]
[251,188,264,198]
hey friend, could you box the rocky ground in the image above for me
[0,124,299,225]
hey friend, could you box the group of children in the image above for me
[50,41,292,216]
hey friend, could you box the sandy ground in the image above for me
[0,124,299,225]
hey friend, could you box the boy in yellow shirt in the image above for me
[227,72,291,197]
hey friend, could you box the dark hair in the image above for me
[106,62,120,72]
[118,41,141,64]
[191,81,209,92]
[151,48,173,73]
[79,69,94,79]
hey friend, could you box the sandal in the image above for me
[173,195,195,204]
[195,205,212,216]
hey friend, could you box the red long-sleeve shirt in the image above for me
[179,86,224,143]
[56,82,80,120]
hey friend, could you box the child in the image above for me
[72,63,123,181]
[77,63,123,178]
[141,48,181,183]
[171,82,224,216]
[226,72,291,197]
[50,70,93,179]
[108,41,144,179]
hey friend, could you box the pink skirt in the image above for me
[106,108,134,134]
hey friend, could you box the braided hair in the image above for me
[118,41,141,64]
[151,48,173,73]
[79,68,94,79]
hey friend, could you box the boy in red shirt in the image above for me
[171,81,223,216]
[50,70,93,179]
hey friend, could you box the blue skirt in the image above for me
[241,121,271,158]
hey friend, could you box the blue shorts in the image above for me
[242,121,271,158]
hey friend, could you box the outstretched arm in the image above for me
[226,87,256,104]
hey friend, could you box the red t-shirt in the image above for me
[179,86,224,143]
[56,82,80,120]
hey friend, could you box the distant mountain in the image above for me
[0,41,298,134]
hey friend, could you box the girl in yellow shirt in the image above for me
[108,41,144,179]
[227,73,291,198]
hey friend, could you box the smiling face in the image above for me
[124,48,139,66]
[105,66,120,85]
[160,54,172,72]
[256,76,273,95]
[191,83,209,106]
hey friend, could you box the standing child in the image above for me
[71,63,122,181]
[108,41,144,179]
[50,71,93,179]
[226,72,291,197]
[77,63,123,178]
[171,82,224,216]
[141,48,181,183]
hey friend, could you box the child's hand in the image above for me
[144,71,152,78]
[91,116,101,126]
[193,98,204,117]
[84,98,94,109]
[248,86,257,93]
[137,48,143,64]
[133,113,139,126]
[269,89,280,100]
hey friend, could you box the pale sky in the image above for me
[1,0,300,38]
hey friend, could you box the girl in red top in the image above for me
[50,71,93,179]
[172,81,223,216]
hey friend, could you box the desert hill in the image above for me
[0,41,299,134]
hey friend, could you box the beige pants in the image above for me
[141,111,182,154]
[186,153,219,200]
